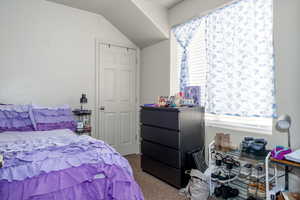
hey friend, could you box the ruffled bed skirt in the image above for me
[0,163,144,200]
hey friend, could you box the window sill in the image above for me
[205,120,273,135]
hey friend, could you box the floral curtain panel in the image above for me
[172,18,204,91]
[205,0,276,118]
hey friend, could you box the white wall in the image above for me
[274,0,300,150]
[0,0,138,135]
[274,1,300,191]
[140,40,171,104]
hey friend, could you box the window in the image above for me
[175,21,208,106]
[172,0,274,133]
[174,29,273,133]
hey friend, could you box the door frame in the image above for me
[94,39,140,154]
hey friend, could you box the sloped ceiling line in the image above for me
[47,0,170,48]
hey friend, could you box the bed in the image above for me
[0,104,144,200]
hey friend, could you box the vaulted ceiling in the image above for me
[148,0,184,9]
[47,0,178,48]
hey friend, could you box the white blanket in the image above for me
[285,149,300,163]
[0,129,75,143]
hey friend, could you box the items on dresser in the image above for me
[184,86,201,105]
[157,94,184,107]
[72,109,92,136]
[156,87,201,108]
[140,106,205,188]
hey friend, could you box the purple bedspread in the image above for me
[0,130,144,200]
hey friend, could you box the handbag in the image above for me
[179,169,210,200]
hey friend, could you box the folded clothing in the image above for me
[271,146,292,160]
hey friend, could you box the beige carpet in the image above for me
[125,154,186,200]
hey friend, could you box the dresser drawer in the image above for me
[141,125,180,149]
[141,140,181,168]
[141,155,181,188]
[141,109,179,130]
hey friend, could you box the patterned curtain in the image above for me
[205,0,276,118]
[172,18,203,91]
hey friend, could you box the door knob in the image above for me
[100,106,105,111]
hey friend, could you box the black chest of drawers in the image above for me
[140,106,205,188]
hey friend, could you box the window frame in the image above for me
[205,113,273,134]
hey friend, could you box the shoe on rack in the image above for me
[240,163,253,178]
[250,164,265,181]
[248,182,258,197]
[248,182,266,199]
[257,183,266,199]
[211,170,221,181]
[214,152,223,166]
[214,185,239,199]
[211,169,237,183]
[218,173,236,182]
[222,156,240,170]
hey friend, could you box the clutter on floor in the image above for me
[179,169,209,200]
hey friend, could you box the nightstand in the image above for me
[72,109,92,136]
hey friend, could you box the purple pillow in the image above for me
[0,105,34,132]
[31,105,76,131]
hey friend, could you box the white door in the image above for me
[97,43,138,155]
